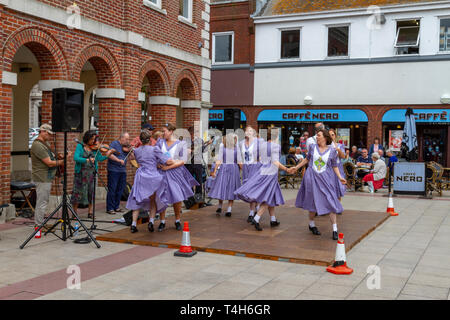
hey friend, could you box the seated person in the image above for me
[350,145,360,160]
[287,147,300,166]
[362,153,387,193]
[356,148,373,179]
[386,149,398,173]
[295,147,304,162]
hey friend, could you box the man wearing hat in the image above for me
[130,123,154,149]
[31,124,64,229]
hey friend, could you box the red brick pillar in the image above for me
[0,84,13,204]
[367,119,382,150]
[97,97,124,178]
[149,96,179,129]
[181,100,201,129]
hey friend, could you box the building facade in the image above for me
[0,0,212,207]
[210,0,450,166]
[253,0,450,166]
[209,0,265,130]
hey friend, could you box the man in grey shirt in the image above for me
[30,124,65,228]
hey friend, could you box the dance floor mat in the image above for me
[97,202,390,266]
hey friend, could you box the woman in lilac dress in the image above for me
[239,126,263,222]
[290,129,347,240]
[209,133,242,217]
[126,130,181,233]
[329,128,347,199]
[156,123,199,231]
[235,129,290,231]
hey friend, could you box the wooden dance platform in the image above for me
[97,202,390,266]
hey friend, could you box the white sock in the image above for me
[150,218,154,224]
[309,221,315,228]
[271,216,277,222]
[249,210,255,217]
[333,224,338,232]
[254,215,261,223]
[132,221,137,227]
[160,220,166,224]
[175,219,180,223]
[227,206,232,213]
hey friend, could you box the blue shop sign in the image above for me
[209,110,247,121]
[382,109,450,123]
[257,109,368,122]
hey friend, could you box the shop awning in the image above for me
[257,109,368,122]
[382,109,450,123]
[209,109,247,121]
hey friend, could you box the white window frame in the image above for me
[326,24,351,59]
[438,17,450,53]
[212,31,234,65]
[279,28,301,61]
[179,0,193,23]
[395,26,420,47]
[143,0,161,10]
[394,18,421,55]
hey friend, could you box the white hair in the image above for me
[372,152,380,160]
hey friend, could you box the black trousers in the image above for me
[185,164,203,194]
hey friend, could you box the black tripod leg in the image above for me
[20,201,63,249]
[68,204,101,248]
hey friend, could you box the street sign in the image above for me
[393,162,426,195]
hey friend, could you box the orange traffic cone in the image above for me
[326,233,353,275]
[34,226,41,239]
[174,222,197,257]
[386,192,398,216]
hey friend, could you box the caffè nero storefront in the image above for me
[382,109,450,166]
[257,109,369,150]
[208,109,247,131]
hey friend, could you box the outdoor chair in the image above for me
[343,162,362,192]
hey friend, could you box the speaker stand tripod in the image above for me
[20,132,101,249]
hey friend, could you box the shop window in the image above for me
[280,29,300,59]
[395,20,420,55]
[327,26,349,57]
[213,32,234,64]
[179,0,192,22]
[439,18,450,52]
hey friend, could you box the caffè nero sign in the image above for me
[282,112,339,121]
[393,162,426,195]
[257,109,368,122]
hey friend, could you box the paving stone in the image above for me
[303,282,354,299]
[401,283,449,300]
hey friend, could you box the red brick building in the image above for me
[0,0,212,208]
[209,0,257,130]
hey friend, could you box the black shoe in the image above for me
[175,221,182,231]
[130,225,138,233]
[309,226,321,235]
[225,211,231,217]
[158,223,165,232]
[252,218,263,231]
[148,222,154,232]
[270,220,280,227]
[247,215,254,223]
[216,208,222,214]
[332,231,338,240]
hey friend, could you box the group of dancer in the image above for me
[126,122,347,240]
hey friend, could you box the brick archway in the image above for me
[172,69,200,100]
[72,44,122,88]
[139,60,170,96]
[2,26,68,79]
